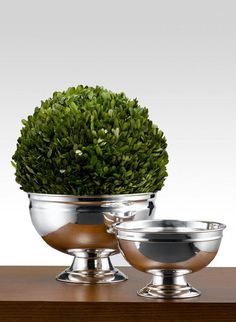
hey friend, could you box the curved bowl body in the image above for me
[115,219,226,274]
[29,193,156,256]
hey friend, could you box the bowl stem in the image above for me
[56,249,128,284]
[138,270,201,299]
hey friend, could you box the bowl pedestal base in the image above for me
[138,270,200,299]
[56,249,128,284]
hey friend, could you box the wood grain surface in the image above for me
[0,266,235,322]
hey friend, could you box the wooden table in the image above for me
[0,266,235,322]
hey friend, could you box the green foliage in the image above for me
[12,85,168,195]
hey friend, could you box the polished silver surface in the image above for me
[29,192,156,284]
[115,219,226,298]
[56,249,127,283]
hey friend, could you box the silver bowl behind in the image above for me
[115,219,226,298]
[29,192,156,283]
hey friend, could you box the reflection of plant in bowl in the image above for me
[12,85,168,284]
[12,85,168,195]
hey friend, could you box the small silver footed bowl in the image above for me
[114,219,226,298]
[29,192,156,284]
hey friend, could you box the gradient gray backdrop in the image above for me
[0,0,235,266]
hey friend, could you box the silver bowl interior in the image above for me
[114,219,226,273]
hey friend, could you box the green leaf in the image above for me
[21,119,28,126]
[95,146,102,156]
[113,128,119,138]
[47,149,53,158]
[11,160,17,168]
[25,165,35,174]
[90,154,97,166]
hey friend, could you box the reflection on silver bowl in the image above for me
[115,219,226,298]
[29,192,156,284]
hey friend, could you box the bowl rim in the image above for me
[28,192,156,202]
[114,219,226,234]
[28,192,155,197]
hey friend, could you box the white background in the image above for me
[0,0,235,266]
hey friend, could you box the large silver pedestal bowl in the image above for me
[29,193,156,284]
[114,219,226,298]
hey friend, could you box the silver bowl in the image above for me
[114,219,226,298]
[29,192,156,283]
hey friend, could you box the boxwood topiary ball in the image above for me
[12,85,168,195]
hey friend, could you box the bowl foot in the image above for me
[138,272,201,299]
[56,249,128,284]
